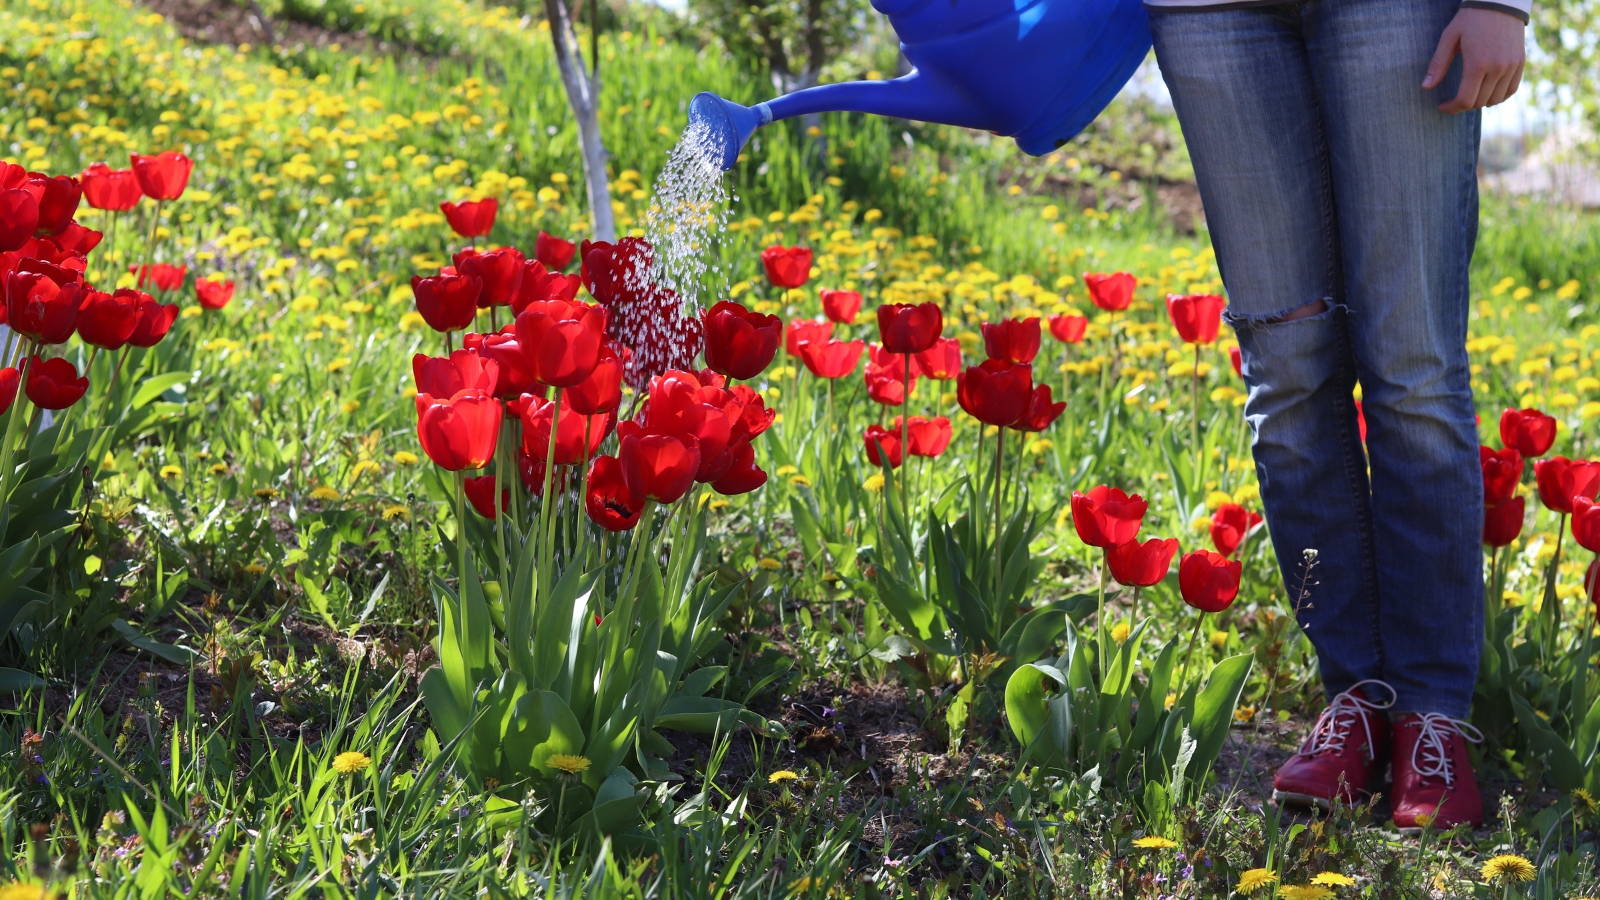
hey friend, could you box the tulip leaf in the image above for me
[1184,653,1253,789]
[1512,691,1584,792]
[130,372,190,411]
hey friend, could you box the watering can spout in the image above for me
[688,0,1152,168]
[690,75,978,172]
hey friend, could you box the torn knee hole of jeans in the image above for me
[1226,298,1338,331]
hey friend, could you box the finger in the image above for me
[1423,26,1461,89]
[1441,65,1487,113]
[1471,68,1505,109]
[1485,68,1517,107]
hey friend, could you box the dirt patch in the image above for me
[139,0,388,55]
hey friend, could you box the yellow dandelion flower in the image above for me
[253,488,280,500]
[1132,836,1177,849]
[1279,887,1333,900]
[209,463,229,476]
[332,751,370,774]
[768,770,800,784]
[1311,873,1356,887]
[392,451,419,466]
[327,357,350,373]
[547,754,591,776]
[1237,869,1278,894]
[382,505,410,521]
[1110,621,1131,643]
[863,474,885,492]
[0,881,55,900]
[1480,855,1535,884]
[1234,705,1256,723]
[789,474,811,487]
[244,563,266,576]
[309,485,340,501]
[758,558,783,570]
[1574,788,1597,813]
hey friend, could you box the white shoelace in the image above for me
[1300,680,1397,757]
[1406,713,1484,788]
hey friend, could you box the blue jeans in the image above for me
[1150,0,1483,718]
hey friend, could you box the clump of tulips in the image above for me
[409,209,779,610]
[0,153,195,504]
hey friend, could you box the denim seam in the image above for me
[1332,313,1385,691]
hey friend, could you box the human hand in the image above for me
[1422,7,1525,114]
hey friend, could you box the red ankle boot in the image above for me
[1273,681,1395,809]
[1390,712,1484,832]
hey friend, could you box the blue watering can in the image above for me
[687,0,1151,170]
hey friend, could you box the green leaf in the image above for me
[653,695,745,733]
[1184,653,1253,786]
[1512,691,1584,792]
[0,668,45,691]
[1004,661,1070,769]
[112,619,197,664]
[130,372,191,411]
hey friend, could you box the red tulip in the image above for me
[518,447,570,496]
[785,318,833,356]
[897,415,953,458]
[515,299,606,387]
[463,475,509,520]
[1012,383,1065,432]
[535,231,577,271]
[6,265,83,344]
[129,263,187,292]
[0,190,39,252]
[956,359,1032,427]
[23,356,88,409]
[913,337,961,380]
[519,393,610,465]
[76,289,138,350]
[53,221,101,256]
[586,455,643,530]
[711,439,767,495]
[462,332,536,399]
[1084,272,1135,312]
[1480,445,1524,507]
[1178,549,1241,613]
[865,347,917,406]
[0,367,16,415]
[1107,537,1179,587]
[1501,408,1558,459]
[579,237,652,304]
[619,432,700,503]
[797,338,863,379]
[1209,503,1263,558]
[458,247,525,308]
[760,245,812,289]
[131,151,193,200]
[195,278,234,311]
[1048,313,1088,344]
[412,272,482,333]
[982,317,1040,365]
[413,350,499,398]
[1572,496,1600,554]
[1166,293,1226,345]
[126,293,178,347]
[1483,496,1526,548]
[31,175,81,236]
[730,385,776,438]
[81,163,142,211]
[415,389,502,471]
[864,424,903,468]
[1229,345,1243,377]
[877,302,942,354]
[440,198,497,238]
[1535,457,1600,515]
[513,260,582,315]
[567,344,624,415]
[631,370,740,482]
[702,300,780,380]
[1071,485,1147,548]
[820,289,862,324]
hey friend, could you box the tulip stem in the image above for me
[992,425,1004,617]
[537,386,564,610]
[453,469,469,598]
[1488,544,1502,622]
[578,414,593,564]
[494,436,509,587]
[0,344,38,509]
[1097,547,1108,682]
[1192,343,1202,479]
[902,352,912,499]
[97,346,131,423]
[1177,611,1207,694]
[1131,585,1141,627]
[142,199,164,275]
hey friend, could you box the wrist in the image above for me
[1459,1,1530,24]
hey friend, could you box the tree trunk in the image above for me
[542,0,615,242]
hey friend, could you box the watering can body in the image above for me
[689,0,1152,169]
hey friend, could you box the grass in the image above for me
[0,0,1598,894]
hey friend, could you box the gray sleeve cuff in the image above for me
[1460,0,1530,22]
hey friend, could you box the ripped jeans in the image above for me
[1150,0,1483,718]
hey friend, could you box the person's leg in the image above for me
[1304,0,1484,720]
[1150,6,1386,699]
